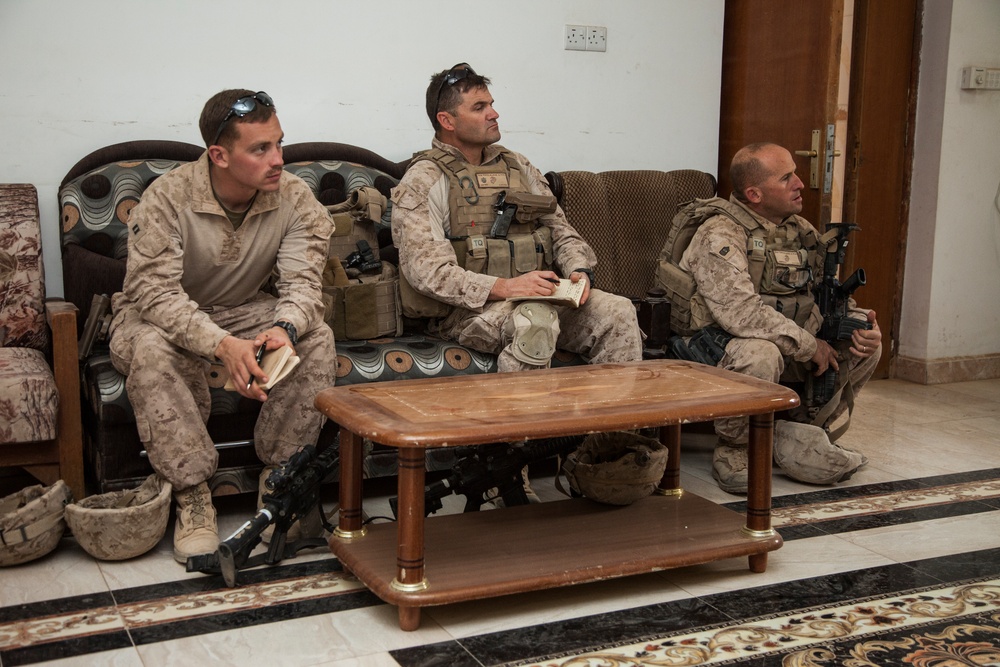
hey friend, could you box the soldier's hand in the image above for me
[850,310,881,358]
[568,270,592,306]
[811,338,840,376]
[216,335,269,402]
[489,271,561,300]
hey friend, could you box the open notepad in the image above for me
[224,346,301,392]
[507,278,585,308]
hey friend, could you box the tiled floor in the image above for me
[2,378,1000,666]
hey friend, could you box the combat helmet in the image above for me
[561,431,669,505]
[0,480,73,566]
[65,474,172,561]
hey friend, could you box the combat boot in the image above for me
[773,421,867,485]
[172,482,218,563]
[258,465,303,544]
[712,441,748,494]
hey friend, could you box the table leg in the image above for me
[656,424,683,496]
[745,411,775,573]
[392,447,428,631]
[333,428,366,540]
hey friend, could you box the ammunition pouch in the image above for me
[323,262,402,340]
[321,187,402,339]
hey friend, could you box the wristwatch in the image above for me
[273,320,298,345]
[573,268,596,289]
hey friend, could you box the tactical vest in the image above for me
[655,197,823,336]
[400,147,556,318]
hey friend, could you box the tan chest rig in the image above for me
[416,147,555,280]
[750,215,823,330]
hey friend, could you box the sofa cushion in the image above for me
[0,184,48,351]
[0,347,58,443]
[555,169,717,300]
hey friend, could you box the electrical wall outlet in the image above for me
[586,26,607,52]
[565,25,587,51]
[961,66,1000,90]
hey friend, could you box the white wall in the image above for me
[0,0,724,297]
[902,0,1000,363]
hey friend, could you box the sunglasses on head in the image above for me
[434,63,477,114]
[212,91,274,145]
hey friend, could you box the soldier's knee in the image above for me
[504,302,559,367]
[723,338,784,382]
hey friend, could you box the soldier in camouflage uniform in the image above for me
[391,64,642,373]
[391,64,642,503]
[109,89,337,562]
[679,143,882,494]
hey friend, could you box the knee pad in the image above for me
[773,420,866,485]
[505,302,559,367]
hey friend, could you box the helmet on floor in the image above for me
[65,474,172,561]
[562,431,668,505]
[0,480,73,567]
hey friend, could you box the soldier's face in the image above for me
[448,86,501,148]
[753,146,804,223]
[224,115,285,193]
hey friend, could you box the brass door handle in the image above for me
[795,150,818,157]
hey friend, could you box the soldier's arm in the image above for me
[685,217,817,362]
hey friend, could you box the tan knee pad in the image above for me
[504,302,559,367]
[773,420,865,485]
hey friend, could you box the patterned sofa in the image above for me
[59,140,716,495]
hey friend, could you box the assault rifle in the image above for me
[78,293,112,360]
[186,444,338,587]
[808,223,871,408]
[344,239,382,274]
[389,437,582,517]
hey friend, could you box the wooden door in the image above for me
[718,0,845,228]
[843,0,919,378]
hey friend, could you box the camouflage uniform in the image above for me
[679,195,880,446]
[391,139,642,371]
[109,153,338,491]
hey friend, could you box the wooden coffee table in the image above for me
[314,359,799,630]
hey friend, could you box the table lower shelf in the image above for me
[329,492,782,608]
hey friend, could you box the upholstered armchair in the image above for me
[0,184,84,500]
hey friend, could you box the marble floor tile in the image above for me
[3,378,1000,667]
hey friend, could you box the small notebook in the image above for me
[507,279,585,308]
[224,346,301,392]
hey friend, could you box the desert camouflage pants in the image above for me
[434,288,643,372]
[110,294,337,490]
[715,337,882,445]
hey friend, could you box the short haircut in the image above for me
[198,89,276,148]
[729,142,776,202]
[425,65,492,132]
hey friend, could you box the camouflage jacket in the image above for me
[679,196,819,362]
[390,138,596,312]
[112,153,334,360]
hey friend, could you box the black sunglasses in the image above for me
[212,91,275,145]
[434,63,477,114]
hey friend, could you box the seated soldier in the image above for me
[109,89,337,562]
[675,142,882,494]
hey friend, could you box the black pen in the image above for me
[247,343,266,390]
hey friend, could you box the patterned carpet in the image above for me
[3,468,999,667]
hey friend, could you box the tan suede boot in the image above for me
[712,442,749,495]
[172,482,218,563]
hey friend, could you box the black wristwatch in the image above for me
[573,268,595,289]
[273,320,298,345]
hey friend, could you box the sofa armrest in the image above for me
[45,298,85,499]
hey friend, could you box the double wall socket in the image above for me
[565,24,607,52]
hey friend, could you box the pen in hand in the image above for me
[247,343,266,391]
